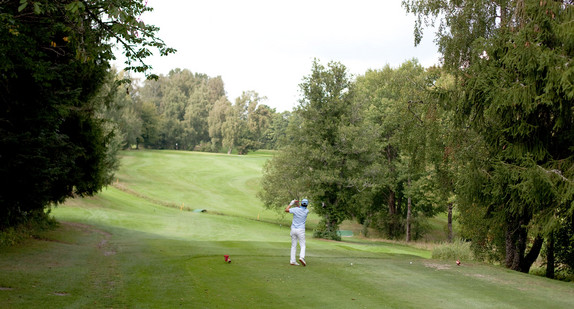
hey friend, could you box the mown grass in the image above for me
[114,150,305,225]
[1,150,574,308]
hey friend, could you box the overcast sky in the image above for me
[115,0,440,112]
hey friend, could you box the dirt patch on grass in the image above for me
[423,261,452,270]
[61,222,116,257]
[0,287,13,290]
[465,273,516,286]
[63,222,111,237]
[97,238,117,256]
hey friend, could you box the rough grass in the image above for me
[431,238,475,262]
[0,212,58,247]
[1,150,574,308]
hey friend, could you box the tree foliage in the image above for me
[259,60,366,240]
[258,59,459,243]
[0,0,174,229]
[404,0,574,274]
[354,60,448,241]
[126,71,279,154]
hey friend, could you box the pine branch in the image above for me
[538,165,571,183]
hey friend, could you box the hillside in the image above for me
[1,150,573,308]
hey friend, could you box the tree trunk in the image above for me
[388,190,396,215]
[322,199,341,240]
[387,190,401,238]
[505,215,542,273]
[447,203,453,243]
[386,143,397,224]
[362,217,370,237]
[505,218,518,269]
[520,235,543,273]
[406,176,412,242]
[512,220,528,271]
[546,233,555,279]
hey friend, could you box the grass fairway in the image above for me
[114,150,283,221]
[1,150,574,308]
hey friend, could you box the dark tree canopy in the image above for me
[0,0,175,229]
[404,0,574,274]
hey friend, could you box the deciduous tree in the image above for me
[259,59,364,240]
[355,60,444,241]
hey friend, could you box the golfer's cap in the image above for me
[301,199,309,206]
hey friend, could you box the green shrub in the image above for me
[194,141,216,152]
[530,266,574,282]
[0,210,58,247]
[432,238,475,261]
[313,219,341,241]
[0,227,19,247]
[369,212,404,240]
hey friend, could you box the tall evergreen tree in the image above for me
[404,0,574,274]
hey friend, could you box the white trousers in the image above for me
[290,228,306,263]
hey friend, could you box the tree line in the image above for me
[259,60,456,243]
[105,68,290,154]
[259,0,574,278]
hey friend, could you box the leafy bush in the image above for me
[529,265,574,282]
[368,212,431,241]
[194,141,215,152]
[313,219,341,241]
[0,210,58,247]
[369,212,404,240]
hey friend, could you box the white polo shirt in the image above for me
[289,207,309,229]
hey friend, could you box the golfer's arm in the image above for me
[284,205,291,213]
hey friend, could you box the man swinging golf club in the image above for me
[285,198,309,266]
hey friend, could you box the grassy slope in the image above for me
[1,150,573,308]
[114,150,310,225]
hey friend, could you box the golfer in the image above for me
[285,199,309,266]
